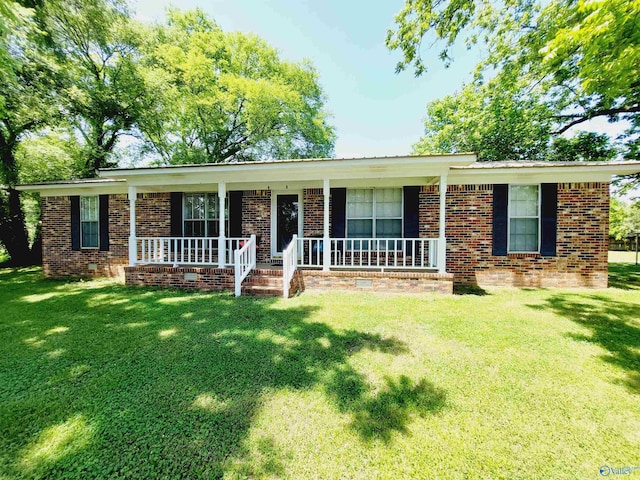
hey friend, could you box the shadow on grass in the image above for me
[0,268,444,479]
[528,293,640,395]
[453,284,489,296]
[325,367,446,443]
[609,263,640,290]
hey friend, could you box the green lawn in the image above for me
[0,264,639,479]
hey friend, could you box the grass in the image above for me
[0,262,639,479]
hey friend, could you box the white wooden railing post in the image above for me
[128,186,137,266]
[438,174,448,274]
[283,234,297,298]
[218,182,227,268]
[234,234,256,297]
[234,249,241,297]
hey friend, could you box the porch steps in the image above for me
[242,268,285,297]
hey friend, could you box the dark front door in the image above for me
[276,194,299,253]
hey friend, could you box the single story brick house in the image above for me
[18,154,640,296]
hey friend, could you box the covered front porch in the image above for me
[108,155,472,296]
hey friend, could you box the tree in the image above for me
[387,0,639,168]
[0,0,61,265]
[1,0,148,265]
[42,0,150,177]
[412,80,553,161]
[549,132,617,163]
[139,9,335,165]
[610,197,640,241]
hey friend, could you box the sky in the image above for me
[132,0,623,159]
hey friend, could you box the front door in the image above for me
[274,194,299,255]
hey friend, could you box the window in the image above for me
[80,196,99,248]
[508,185,540,253]
[346,188,402,239]
[183,193,228,237]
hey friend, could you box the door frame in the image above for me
[270,190,303,259]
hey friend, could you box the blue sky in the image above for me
[133,0,620,159]
[133,0,483,158]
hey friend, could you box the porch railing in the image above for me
[296,237,439,270]
[282,234,298,298]
[234,234,256,297]
[136,237,247,266]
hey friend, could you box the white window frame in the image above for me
[346,188,404,239]
[507,184,541,254]
[182,193,228,237]
[80,195,99,249]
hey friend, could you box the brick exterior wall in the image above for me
[41,192,172,278]
[136,192,171,237]
[303,188,325,238]
[241,190,271,264]
[418,182,609,288]
[41,195,129,278]
[41,182,610,290]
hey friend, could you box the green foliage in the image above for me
[549,132,618,163]
[388,0,639,166]
[0,267,639,478]
[611,197,640,240]
[15,132,81,184]
[412,81,552,161]
[42,0,150,177]
[139,9,335,164]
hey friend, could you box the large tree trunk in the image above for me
[0,188,34,266]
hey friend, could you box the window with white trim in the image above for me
[508,184,540,253]
[80,196,99,248]
[346,188,402,238]
[183,193,228,237]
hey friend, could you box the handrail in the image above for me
[296,237,440,270]
[282,234,298,298]
[234,234,256,297]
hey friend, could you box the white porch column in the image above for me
[218,182,227,268]
[438,175,447,273]
[128,186,137,266]
[323,178,330,271]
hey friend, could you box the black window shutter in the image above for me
[330,188,346,237]
[99,195,109,251]
[71,196,80,251]
[540,183,558,256]
[403,186,420,238]
[170,192,183,237]
[229,191,243,237]
[492,184,508,256]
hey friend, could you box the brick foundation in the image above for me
[300,270,453,294]
[125,265,235,291]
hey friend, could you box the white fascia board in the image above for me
[16,180,128,197]
[449,163,640,185]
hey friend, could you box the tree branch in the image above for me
[553,105,640,134]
